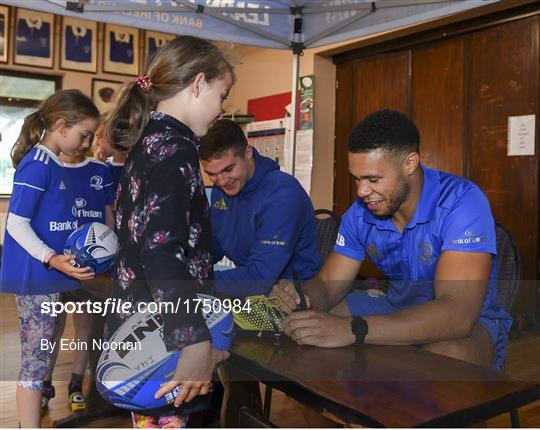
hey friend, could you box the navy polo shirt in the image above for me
[335,164,512,325]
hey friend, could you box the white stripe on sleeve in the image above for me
[13,181,45,192]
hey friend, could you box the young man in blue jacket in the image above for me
[200,119,322,303]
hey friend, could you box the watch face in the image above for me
[352,317,368,344]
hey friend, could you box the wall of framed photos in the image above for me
[0,6,176,112]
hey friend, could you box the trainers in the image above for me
[233,295,287,336]
[68,381,86,412]
[41,384,55,411]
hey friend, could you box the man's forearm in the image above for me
[304,276,349,311]
[364,296,479,345]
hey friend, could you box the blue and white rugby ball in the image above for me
[96,294,234,415]
[64,222,117,275]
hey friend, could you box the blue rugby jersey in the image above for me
[335,164,512,328]
[109,31,134,64]
[0,146,79,294]
[63,158,114,225]
[16,18,50,58]
[65,25,92,63]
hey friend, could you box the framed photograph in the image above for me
[0,6,9,64]
[60,16,97,73]
[14,8,55,69]
[144,30,175,67]
[92,78,124,114]
[103,24,139,76]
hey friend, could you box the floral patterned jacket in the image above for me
[105,111,212,350]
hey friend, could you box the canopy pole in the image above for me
[290,8,303,177]
[290,52,300,176]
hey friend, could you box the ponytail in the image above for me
[106,36,234,150]
[105,81,151,151]
[11,111,45,167]
[10,89,99,168]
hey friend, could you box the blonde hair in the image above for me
[11,89,100,167]
[105,36,235,150]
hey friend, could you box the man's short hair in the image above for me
[348,109,420,155]
[199,119,248,160]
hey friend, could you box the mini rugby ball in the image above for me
[64,222,117,275]
[96,293,234,415]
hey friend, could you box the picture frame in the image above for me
[92,78,124,114]
[60,16,97,73]
[144,30,175,67]
[14,8,55,69]
[0,5,9,64]
[103,24,139,76]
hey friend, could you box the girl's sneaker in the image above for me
[41,384,55,411]
[68,380,86,412]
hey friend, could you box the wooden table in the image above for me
[222,333,540,427]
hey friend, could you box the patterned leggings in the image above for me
[132,412,189,428]
[16,293,61,391]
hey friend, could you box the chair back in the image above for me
[495,223,520,312]
[314,209,340,262]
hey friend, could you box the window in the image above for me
[0,70,60,195]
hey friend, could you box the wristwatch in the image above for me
[350,316,368,345]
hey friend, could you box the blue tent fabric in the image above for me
[1,0,500,50]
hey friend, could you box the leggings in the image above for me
[132,412,189,428]
[16,293,61,391]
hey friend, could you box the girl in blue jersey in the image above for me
[0,89,100,427]
[104,36,234,428]
[40,148,115,413]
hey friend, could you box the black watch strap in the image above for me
[350,316,368,345]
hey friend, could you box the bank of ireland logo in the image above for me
[90,175,104,190]
[336,233,345,247]
[72,198,87,217]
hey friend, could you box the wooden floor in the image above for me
[1,293,539,428]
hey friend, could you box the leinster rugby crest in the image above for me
[417,241,436,264]
[90,175,104,190]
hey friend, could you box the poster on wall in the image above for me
[103,24,139,76]
[0,6,9,64]
[92,78,124,114]
[300,75,314,130]
[14,8,55,68]
[144,30,175,67]
[60,17,97,73]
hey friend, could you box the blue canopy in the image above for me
[1,0,500,50]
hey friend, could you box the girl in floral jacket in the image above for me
[104,36,234,428]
